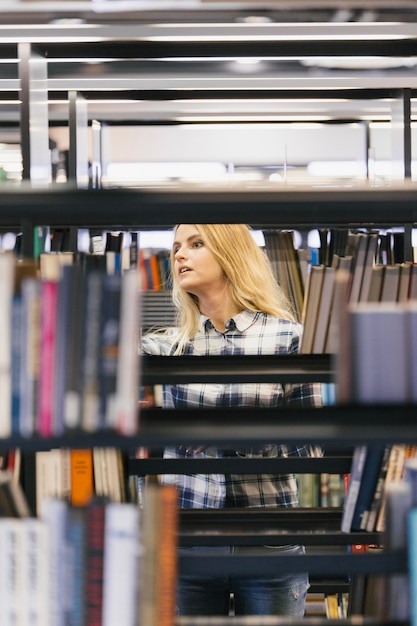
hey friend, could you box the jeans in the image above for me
[177,544,309,616]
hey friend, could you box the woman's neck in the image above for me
[198,293,241,332]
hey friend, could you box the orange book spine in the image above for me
[70,448,94,506]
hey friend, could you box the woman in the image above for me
[142,223,323,617]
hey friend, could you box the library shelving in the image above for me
[0,182,415,623]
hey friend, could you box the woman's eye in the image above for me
[193,240,203,248]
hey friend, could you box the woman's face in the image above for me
[172,224,226,298]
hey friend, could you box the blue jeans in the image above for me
[177,545,309,616]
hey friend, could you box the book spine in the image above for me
[42,498,68,626]
[0,253,15,437]
[0,518,23,626]
[19,278,41,438]
[408,507,417,626]
[98,274,121,429]
[70,448,94,507]
[85,498,106,626]
[22,518,50,626]
[38,280,58,437]
[340,445,367,533]
[351,445,385,531]
[102,503,140,626]
[115,269,141,435]
[63,266,87,432]
[66,506,87,626]
[81,271,103,433]
[140,485,178,626]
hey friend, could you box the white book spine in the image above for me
[22,518,50,626]
[0,518,23,626]
[102,503,141,626]
[42,498,68,626]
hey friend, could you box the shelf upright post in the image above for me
[18,43,51,185]
[68,90,89,189]
[391,87,412,181]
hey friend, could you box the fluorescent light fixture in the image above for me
[107,161,227,183]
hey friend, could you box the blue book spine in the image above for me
[351,445,385,531]
[408,507,417,626]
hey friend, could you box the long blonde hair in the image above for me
[169,224,295,354]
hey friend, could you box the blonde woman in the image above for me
[142,223,323,617]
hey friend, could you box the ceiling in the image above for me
[2,2,417,129]
[3,1,417,25]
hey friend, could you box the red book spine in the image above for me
[38,280,58,436]
[86,499,106,626]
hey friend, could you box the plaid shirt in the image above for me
[142,310,323,509]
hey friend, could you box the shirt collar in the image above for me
[201,309,260,333]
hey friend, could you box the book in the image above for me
[408,507,417,626]
[340,445,368,533]
[380,264,400,302]
[300,264,325,353]
[365,444,392,532]
[66,505,88,626]
[22,518,49,626]
[351,445,385,531]
[324,262,352,354]
[347,302,408,403]
[98,273,121,429]
[19,277,41,438]
[55,264,87,433]
[114,269,141,435]
[140,485,178,626]
[383,480,412,619]
[0,469,28,517]
[102,503,140,626]
[0,252,15,437]
[35,449,70,516]
[42,497,69,626]
[358,232,378,302]
[312,265,335,353]
[85,497,107,626]
[348,232,369,304]
[0,518,23,626]
[81,271,104,432]
[398,262,412,302]
[70,448,94,507]
[11,260,39,435]
[367,264,384,302]
[406,300,417,403]
[375,443,407,533]
[37,279,59,437]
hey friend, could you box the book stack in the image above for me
[1,254,141,439]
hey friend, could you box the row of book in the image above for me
[297,472,345,508]
[305,591,348,619]
[262,228,417,354]
[0,484,178,626]
[341,443,417,534]
[33,448,131,517]
[0,254,141,439]
[343,454,417,623]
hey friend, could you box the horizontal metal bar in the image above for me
[129,456,352,475]
[141,354,334,384]
[178,551,407,577]
[177,508,379,546]
[139,405,417,446]
[0,185,416,229]
[177,616,405,626]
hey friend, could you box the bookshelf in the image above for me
[0,184,414,623]
[1,8,417,622]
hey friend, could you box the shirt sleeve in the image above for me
[141,329,177,356]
